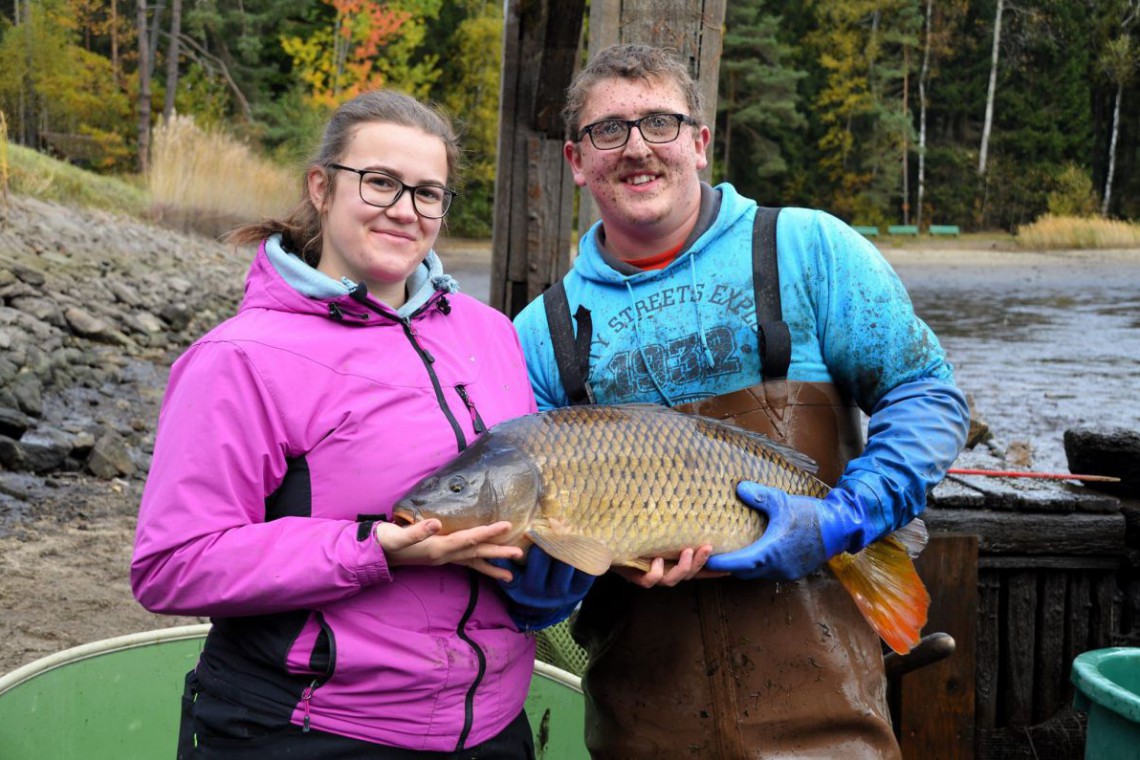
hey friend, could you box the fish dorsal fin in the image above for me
[607,402,676,414]
[527,528,613,576]
[607,402,821,475]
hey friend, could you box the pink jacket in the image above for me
[132,238,538,750]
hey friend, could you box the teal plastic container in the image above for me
[1072,647,1140,759]
[0,625,588,759]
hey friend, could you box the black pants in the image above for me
[178,670,536,759]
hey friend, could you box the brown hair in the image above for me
[561,44,704,141]
[226,90,462,265]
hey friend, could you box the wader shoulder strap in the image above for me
[542,281,595,405]
[753,206,791,380]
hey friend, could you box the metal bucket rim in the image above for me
[0,624,211,696]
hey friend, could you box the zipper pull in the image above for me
[456,385,487,434]
[328,303,344,321]
[301,678,319,732]
[402,319,436,363]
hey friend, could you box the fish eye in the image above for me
[446,476,467,494]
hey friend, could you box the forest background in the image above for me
[1,0,1139,240]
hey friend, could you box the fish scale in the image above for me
[485,405,820,564]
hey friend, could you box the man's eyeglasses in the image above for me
[576,113,699,151]
[328,164,457,219]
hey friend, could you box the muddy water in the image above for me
[889,248,1140,474]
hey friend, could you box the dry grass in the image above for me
[148,114,298,233]
[4,141,149,216]
[1016,214,1140,250]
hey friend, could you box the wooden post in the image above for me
[490,0,585,318]
[491,0,726,317]
[898,534,979,759]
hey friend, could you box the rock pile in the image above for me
[0,196,248,518]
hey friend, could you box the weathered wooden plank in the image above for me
[976,572,1001,730]
[492,0,585,317]
[1003,571,1036,727]
[490,0,524,314]
[1090,572,1118,649]
[533,4,587,137]
[1033,571,1066,723]
[524,136,574,301]
[899,534,978,759]
[1065,573,1091,677]
[923,509,1125,556]
[979,555,1122,570]
[943,474,1118,513]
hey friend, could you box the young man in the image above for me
[512,44,970,757]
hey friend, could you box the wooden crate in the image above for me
[894,467,1128,759]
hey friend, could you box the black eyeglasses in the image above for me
[328,163,457,219]
[576,113,699,150]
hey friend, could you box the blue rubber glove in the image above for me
[707,377,969,580]
[706,483,869,580]
[490,547,595,632]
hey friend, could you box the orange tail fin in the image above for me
[826,520,930,655]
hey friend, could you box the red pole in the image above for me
[947,468,1120,483]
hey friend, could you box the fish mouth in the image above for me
[391,507,418,527]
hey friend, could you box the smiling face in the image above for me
[565,75,711,261]
[307,121,448,308]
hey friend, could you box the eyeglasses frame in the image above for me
[576,113,700,151]
[327,163,458,219]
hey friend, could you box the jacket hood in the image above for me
[240,233,459,320]
[571,182,754,285]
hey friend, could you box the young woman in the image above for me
[131,90,544,758]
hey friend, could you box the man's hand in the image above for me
[374,519,523,581]
[705,482,870,581]
[612,544,725,588]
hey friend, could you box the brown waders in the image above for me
[571,381,902,759]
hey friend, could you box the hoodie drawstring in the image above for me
[623,254,715,407]
[623,279,673,405]
[688,254,716,370]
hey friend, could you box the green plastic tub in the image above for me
[0,624,588,759]
[1072,647,1140,759]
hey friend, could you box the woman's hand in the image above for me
[374,519,523,582]
[612,544,727,588]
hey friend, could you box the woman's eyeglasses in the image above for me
[328,164,457,219]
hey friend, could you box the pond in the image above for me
[890,246,1140,474]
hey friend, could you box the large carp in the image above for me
[393,403,929,653]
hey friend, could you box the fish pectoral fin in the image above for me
[526,530,613,576]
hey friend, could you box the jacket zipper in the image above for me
[454,571,487,751]
[455,385,487,435]
[398,317,467,451]
[299,612,335,733]
[335,288,469,452]
[301,678,320,732]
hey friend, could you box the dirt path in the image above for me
[0,479,206,674]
